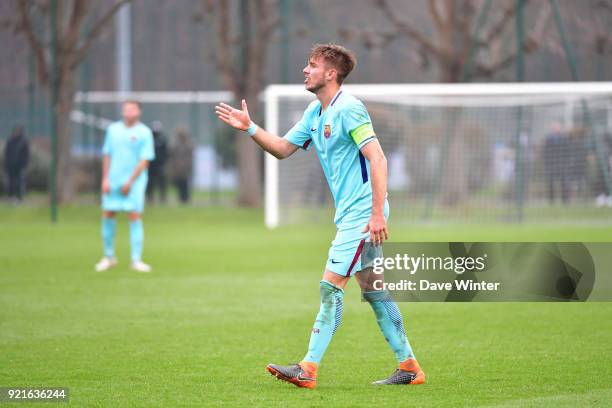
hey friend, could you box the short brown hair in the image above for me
[309,43,357,84]
[123,99,141,108]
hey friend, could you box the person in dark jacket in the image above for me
[567,127,588,196]
[4,125,29,202]
[146,121,168,203]
[542,123,570,204]
[594,132,612,207]
[171,127,194,204]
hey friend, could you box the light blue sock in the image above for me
[364,290,414,362]
[102,217,116,258]
[302,280,344,364]
[129,219,144,262]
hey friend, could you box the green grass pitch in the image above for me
[1,205,611,407]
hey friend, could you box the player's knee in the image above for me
[318,280,343,323]
[320,280,343,299]
[128,212,141,221]
[103,211,116,218]
[322,269,349,289]
[317,280,344,333]
[355,267,379,292]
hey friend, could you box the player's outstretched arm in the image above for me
[215,100,298,159]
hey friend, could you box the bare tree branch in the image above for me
[17,0,48,83]
[260,0,280,36]
[72,0,131,68]
[11,0,136,202]
[474,4,550,79]
[372,0,449,62]
[482,0,530,44]
[362,29,398,50]
[213,0,239,94]
[458,0,477,63]
[445,0,456,33]
[428,0,445,30]
[570,4,612,53]
[596,0,612,14]
[64,0,89,64]
[249,0,279,95]
[457,0,476,31]
[0,16,17,31]
[473,44,527,77]
[197,0,280,206]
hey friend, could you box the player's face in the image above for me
[303,57,335,93]
[122,102,141,124]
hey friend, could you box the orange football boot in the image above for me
[266,361,318,389]
[372,358,426,385]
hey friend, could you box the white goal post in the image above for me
[264,82,612,228]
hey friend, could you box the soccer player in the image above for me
[95,100,155,273]
[215,44,424,388]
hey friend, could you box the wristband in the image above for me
[246,121,258,136]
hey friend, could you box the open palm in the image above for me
[215,100,251,131]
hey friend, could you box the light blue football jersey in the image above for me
[284,90,385,225]
[102,121,155,194]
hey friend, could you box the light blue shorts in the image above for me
[102,184,146,213]
[326,201,389,277]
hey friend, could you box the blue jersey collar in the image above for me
[318,89,343,116]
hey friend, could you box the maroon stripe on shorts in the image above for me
[346,239,366,277]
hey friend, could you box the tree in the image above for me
[198,0,279,207]
[370,0,550,82]
[348,0,551,206]
[548,0,612,80]
[10,0,130,202]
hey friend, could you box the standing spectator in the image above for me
[171,127,194,204]
[594,132,612,207]
[567,127,588,197]
[4,125,29,203]
[146,121,168,203]
[542,123,570,204]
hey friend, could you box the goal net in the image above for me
[264,83,612,228]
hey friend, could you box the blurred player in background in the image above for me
[215,44,424,388]
[3,124,29,203]
[95,100,155,273]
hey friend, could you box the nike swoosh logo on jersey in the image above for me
[310,127,317,131]
[330,259,341,264]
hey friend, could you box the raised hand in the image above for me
[215,99,251,131]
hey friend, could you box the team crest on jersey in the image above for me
[324,124,331,138]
